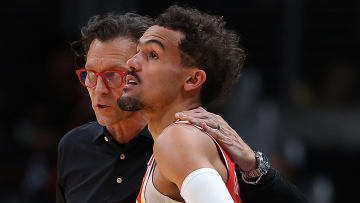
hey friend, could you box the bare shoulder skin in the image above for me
[153,123,228,201]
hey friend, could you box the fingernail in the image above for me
[176,113,185,117]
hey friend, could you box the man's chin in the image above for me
[117,95,144,112]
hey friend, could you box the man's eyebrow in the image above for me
[140,39,165,50]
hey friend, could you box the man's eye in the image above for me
[149,52,158,59]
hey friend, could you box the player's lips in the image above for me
[124,75,139,90]
[125,75,138,85]
[96,104,111,110]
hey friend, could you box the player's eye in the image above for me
[149,51,158,59]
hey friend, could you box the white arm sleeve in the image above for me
[180,168,234,203]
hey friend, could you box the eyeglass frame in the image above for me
[76,68,126,89]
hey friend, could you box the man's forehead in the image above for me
[85,56,128,71]
[86,51,129,68]
[89,37,136,53]
[140,25,184,47]
[87,38,136,60]
[86,38,136,70]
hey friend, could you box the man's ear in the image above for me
[184,69,206,91]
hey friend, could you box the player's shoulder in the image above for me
[161,122,211,143]
[154,122,215,155]
[59,121,102,148]
[153,122,219,184]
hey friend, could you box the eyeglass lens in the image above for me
[79,70,123,88]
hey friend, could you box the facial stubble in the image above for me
[117,91,145,112]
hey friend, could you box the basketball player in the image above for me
[118,5,245,203]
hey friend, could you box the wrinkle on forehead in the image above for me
[86,38,136,70]
[141,25,184,47]
[88,38,136,58]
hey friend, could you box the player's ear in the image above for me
[184,69,206,92]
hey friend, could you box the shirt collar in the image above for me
[92,123,152,142]
[92,123,107,142]
[138,126,152,139]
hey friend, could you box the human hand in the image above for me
[175,107,257,172]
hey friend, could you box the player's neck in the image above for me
[146,100,200,140]
[106,111,147,144]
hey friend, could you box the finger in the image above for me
[187,116,218,129]
[190,117,213,128]
[175,112,190,120]
[192,106,206,112]
[196,111,223,123]
[203,119,219,129]
[180,107,204,114]
[207,113,226,124]
[177,111,210,120]
[201,122,221,139]
[177,108,202,115]
[175,113,208,124]
[183,107,213,116]
[194,113,223,128]
[175,115,205,128]
[215,114,226,122]
[177,109,226,129]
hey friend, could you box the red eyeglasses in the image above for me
[76,68,126,89]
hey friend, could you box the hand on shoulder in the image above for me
[175,107,257,172]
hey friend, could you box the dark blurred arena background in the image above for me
[0,0,359,202]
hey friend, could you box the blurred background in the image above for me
[0,0,358,202]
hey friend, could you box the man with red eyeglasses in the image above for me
[56,12,307,203]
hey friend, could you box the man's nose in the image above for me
[126,54,141,72]
[94,76,109,94]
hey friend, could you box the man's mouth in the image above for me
[97,104,110,109]
[125,75,138,86]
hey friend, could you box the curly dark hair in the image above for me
[71,12,154,66]
[155,5,246,105]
